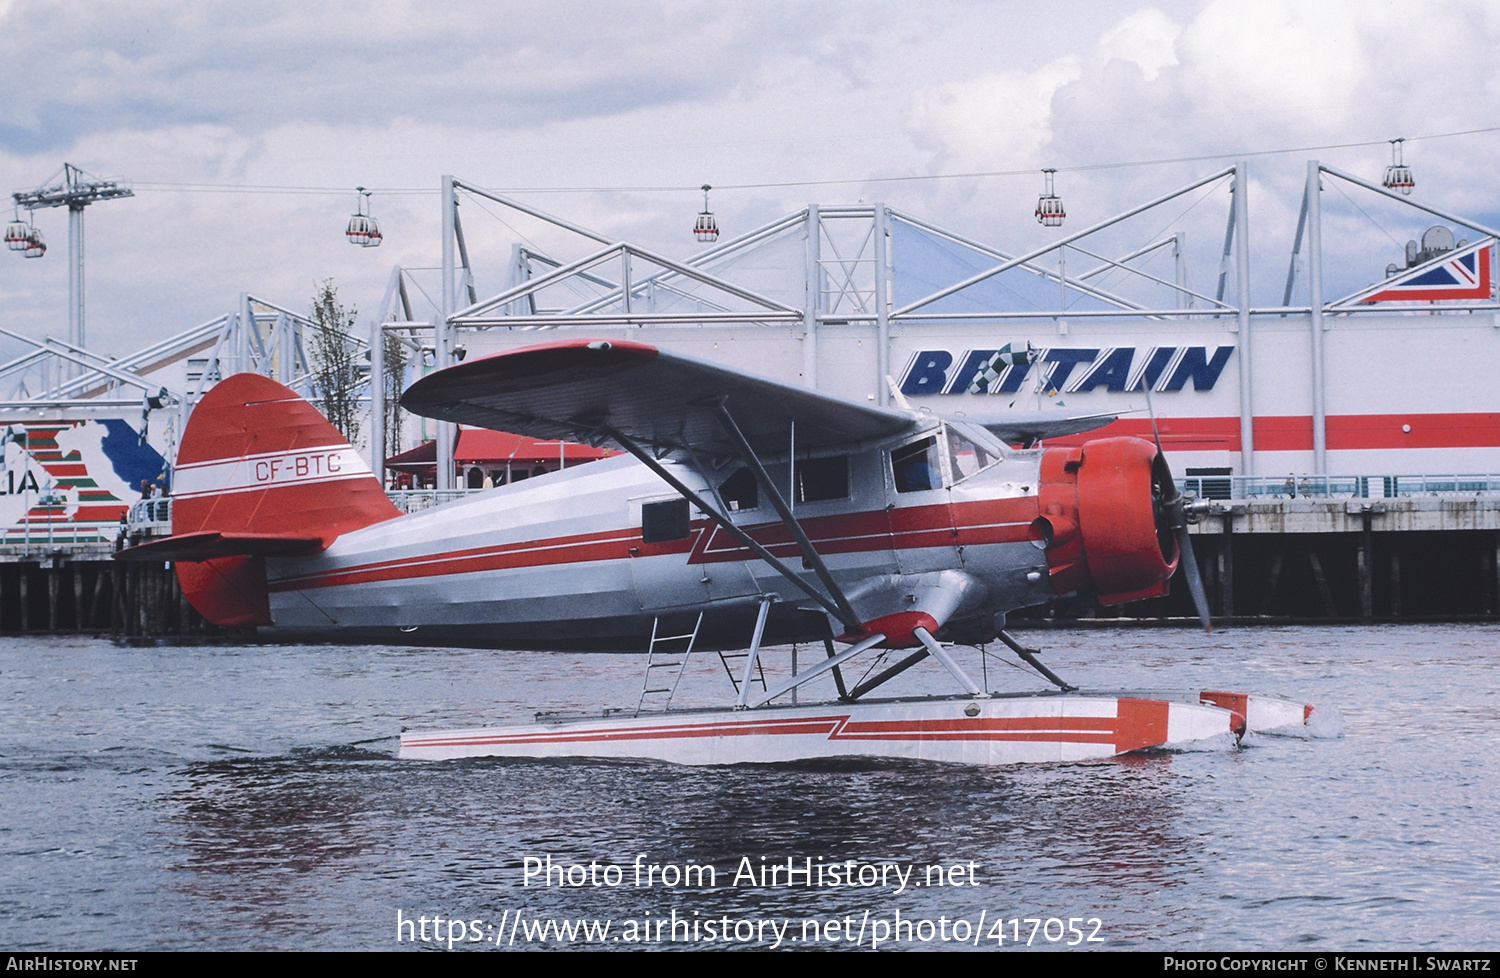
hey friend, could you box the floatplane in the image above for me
[120,338,1309,765]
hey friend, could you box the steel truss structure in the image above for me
[381,168,1251,487]
[370,161,1500,487]
[1282,162,1500,473]
[11,157,1499,487]
[1,293,368,466]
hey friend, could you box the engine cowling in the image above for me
[1035,437,1179,604]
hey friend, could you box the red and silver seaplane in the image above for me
[120,338,1309,765]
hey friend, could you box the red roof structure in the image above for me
[386,428,614,480]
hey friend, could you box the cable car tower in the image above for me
[10,163,134,357]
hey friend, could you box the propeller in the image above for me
[1141,385,1212,633]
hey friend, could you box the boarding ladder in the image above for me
[635,613,704,716]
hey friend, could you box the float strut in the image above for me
[996,629,1077,692]
[844,649,929,701]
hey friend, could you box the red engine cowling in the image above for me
[1035,437,1178,604]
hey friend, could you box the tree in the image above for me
[381,328,408,456]
[310,280,361,445]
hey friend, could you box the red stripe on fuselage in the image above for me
[695,497,1036,563]
[268,497,1038,594]
[268,526,653,592]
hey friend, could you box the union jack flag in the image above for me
[1356,240,1493,303]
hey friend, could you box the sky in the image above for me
[1,0,1498,365]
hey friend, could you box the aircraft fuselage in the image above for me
[263,431,1059,652]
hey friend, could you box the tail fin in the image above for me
[169,373,400,626]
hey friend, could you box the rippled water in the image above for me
[1,625,1496,951]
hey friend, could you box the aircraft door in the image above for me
[885,434,961,576]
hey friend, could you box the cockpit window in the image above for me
[946,426,999,483]
[892,437,940,493]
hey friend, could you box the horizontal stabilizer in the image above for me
[115,530,326,563]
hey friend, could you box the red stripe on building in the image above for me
[1044,413,1500,452]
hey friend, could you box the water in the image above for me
[1,624,1496,951]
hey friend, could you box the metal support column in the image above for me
[1306,161,1328,475]
[1234,162,1254,476]
[437,175,457,490]
[239,293,253,375]
[68,204,84,371]
[1174,231,1188,310]
[370,319,385,486]
[874,203,890,406]
[803,204,819,389]
[275,313,293,384]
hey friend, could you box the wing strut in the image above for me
[600,423,863,632]
[705,399,863,631]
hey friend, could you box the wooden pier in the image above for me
[1042,495,1500,624]
[0,542,216,638]
[4,495,1499,636]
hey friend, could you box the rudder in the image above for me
[172,373,400,626]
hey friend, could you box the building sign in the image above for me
[1,419,169,545]
[898,346,1236,397]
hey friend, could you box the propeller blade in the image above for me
[1144,388,1207,631]
[1176,524,1212,633]
[1141,380,1167,461]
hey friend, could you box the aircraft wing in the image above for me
[401,339,920,458]
[960,410,1118,446]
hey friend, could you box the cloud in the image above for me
[906,57,1083,171]
[1097,8,1180,82]
[3,0,1500,356]
[0,1,827,152]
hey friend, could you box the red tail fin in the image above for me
[171,373,399,626]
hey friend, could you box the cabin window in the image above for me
[719,467,758,511]
[642,498,691,543]
[892,438,940,493]
[797,456,849,503]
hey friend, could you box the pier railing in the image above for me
[123,490,487,533]
[1176,474,1500,501]
[384,489,486,513]
[127,499,172,530]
